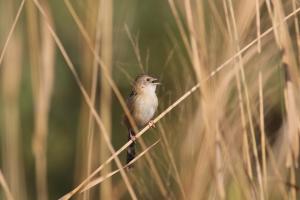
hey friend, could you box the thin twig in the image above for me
[61,6,300,198]
[32,1,137,200]
[0,170,14,200]
[0,0,25,65]
[256,0,261,52]
[30,1,300,198]
[63,1,169,197]
[259,72,267,199]
[79,140,161,193]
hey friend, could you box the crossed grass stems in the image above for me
[1,0,300,199]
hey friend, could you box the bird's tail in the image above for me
[126,129,136,168]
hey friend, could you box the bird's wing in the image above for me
[123,89,137,128]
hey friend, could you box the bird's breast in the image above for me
[133,93,158,127]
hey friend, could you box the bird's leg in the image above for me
[148,120,156,128]
[129,130,136,143]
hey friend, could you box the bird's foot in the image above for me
[130,133,136,143]
[148,120,156,128]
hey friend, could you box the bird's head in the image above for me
[133,74,160,94]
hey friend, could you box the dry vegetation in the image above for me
[0,0,300,200]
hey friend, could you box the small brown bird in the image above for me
[124,74,160,167]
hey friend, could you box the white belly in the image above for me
[134,93,158,127]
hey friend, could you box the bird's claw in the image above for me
[148,120,156,128]
[130,133,136,143]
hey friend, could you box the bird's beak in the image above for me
[151,78,161,85]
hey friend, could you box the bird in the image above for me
[124,74,160,168]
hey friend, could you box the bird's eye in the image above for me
[146,78,150,82]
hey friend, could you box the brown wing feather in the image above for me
[123,89,137,129]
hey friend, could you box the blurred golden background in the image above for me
[0,0,300,200]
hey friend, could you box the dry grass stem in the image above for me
[1,1,27,199]
[2,1,300,199]
[0,170,14,200]
[158,125,187,199]
[256,0,261,52]
[61,6,300,199]
[98,0,113,199]
[0,0,25,66]
[259,72,267,199]
[32,1,137,199]
[63,0,169,198]
[292,0,300,62]
[29,2,55,200]
[227,1,263,198]
[125,25,144,72]
[79,140,160,194]
[62,1,148,162]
